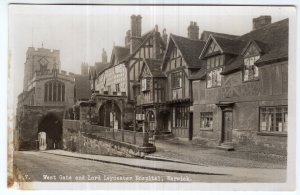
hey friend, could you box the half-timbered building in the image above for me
[161,22,206,139]
[137,59,167,133]
[190,16,288,153]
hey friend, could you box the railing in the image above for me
[63,120,155,147]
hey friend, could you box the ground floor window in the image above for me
[172,106,189,128]
[260,106,288,133]
[200,112,213,129]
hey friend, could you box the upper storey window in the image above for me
[243,42,260,82]
[171,71,182,99]
[44,80,65,102]
[205,40,223,89]
[206,55,224,88]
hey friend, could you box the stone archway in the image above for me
[98,100,121,129]
[38,113,62,149]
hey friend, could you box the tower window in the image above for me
[44,80,65,102]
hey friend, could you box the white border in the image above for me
[1,0,299,194]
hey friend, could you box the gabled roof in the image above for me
[74,75,92,101]
[197,18,288,76]
[122,29,166,63]
[188,68,206,80]
[222,18,288,74]
[200,31,240,41]
[89,62,110,80]
[162,34,206,70]
[140,58,166,79]
[110,46,130,65]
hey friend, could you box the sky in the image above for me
[8,5,294,111]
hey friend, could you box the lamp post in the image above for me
[133,95,137,145]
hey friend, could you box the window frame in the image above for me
[200,112,214,130]
[243,55,260,82]
[206,55,224,89]
[44,80,65,102]
[259,106,288,135]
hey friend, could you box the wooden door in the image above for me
[222,111,233,142]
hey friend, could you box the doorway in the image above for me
[222,111,233,143]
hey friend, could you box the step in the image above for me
[217,143,235,151]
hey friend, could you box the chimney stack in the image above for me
[252,15,272,30]
[152,25,161,59]
[162,28,168,45]
[125,30,131,48]
[130,15,142,53]
[102,48,107,63]
[188,21,199,40]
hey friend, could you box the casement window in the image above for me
[206,55,223,88]
[171,72,183,100]
[200,112,213,129]
[207,68,222,88]
[260,106,288,133]
[243,56,260,81]
[171,72,182,89]
[44,80,65,102]
[172,106,189,128]
[141,78,150,91]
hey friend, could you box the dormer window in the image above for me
[243,56,260,81]
[206,55,224,88]
[242,41,261,82]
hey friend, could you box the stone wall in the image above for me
[62,120,156,158]
[16,105,65,150]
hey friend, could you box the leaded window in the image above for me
[200,112,213,129]
[243,56,260,81]
[44,80,65,102]
[260,106,288,133]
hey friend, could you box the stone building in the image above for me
[15,47,75,150]
[190,16,288,153]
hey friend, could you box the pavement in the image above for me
[145,138,287,169]
[42,149,286,182]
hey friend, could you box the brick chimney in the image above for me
[125,30,131,48]
[253,16,272,30]
[152,25,161,59]
[188,21,199,40]
[162,28,168,45]
[102,48,107,63]
[130,15,142,53]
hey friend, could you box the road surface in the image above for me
[13,151,286,183]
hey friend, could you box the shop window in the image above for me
[200,112,213,129]
[260,106,288,133]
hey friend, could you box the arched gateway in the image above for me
[38,113,62,149]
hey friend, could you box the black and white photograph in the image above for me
[3,1,298,192]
